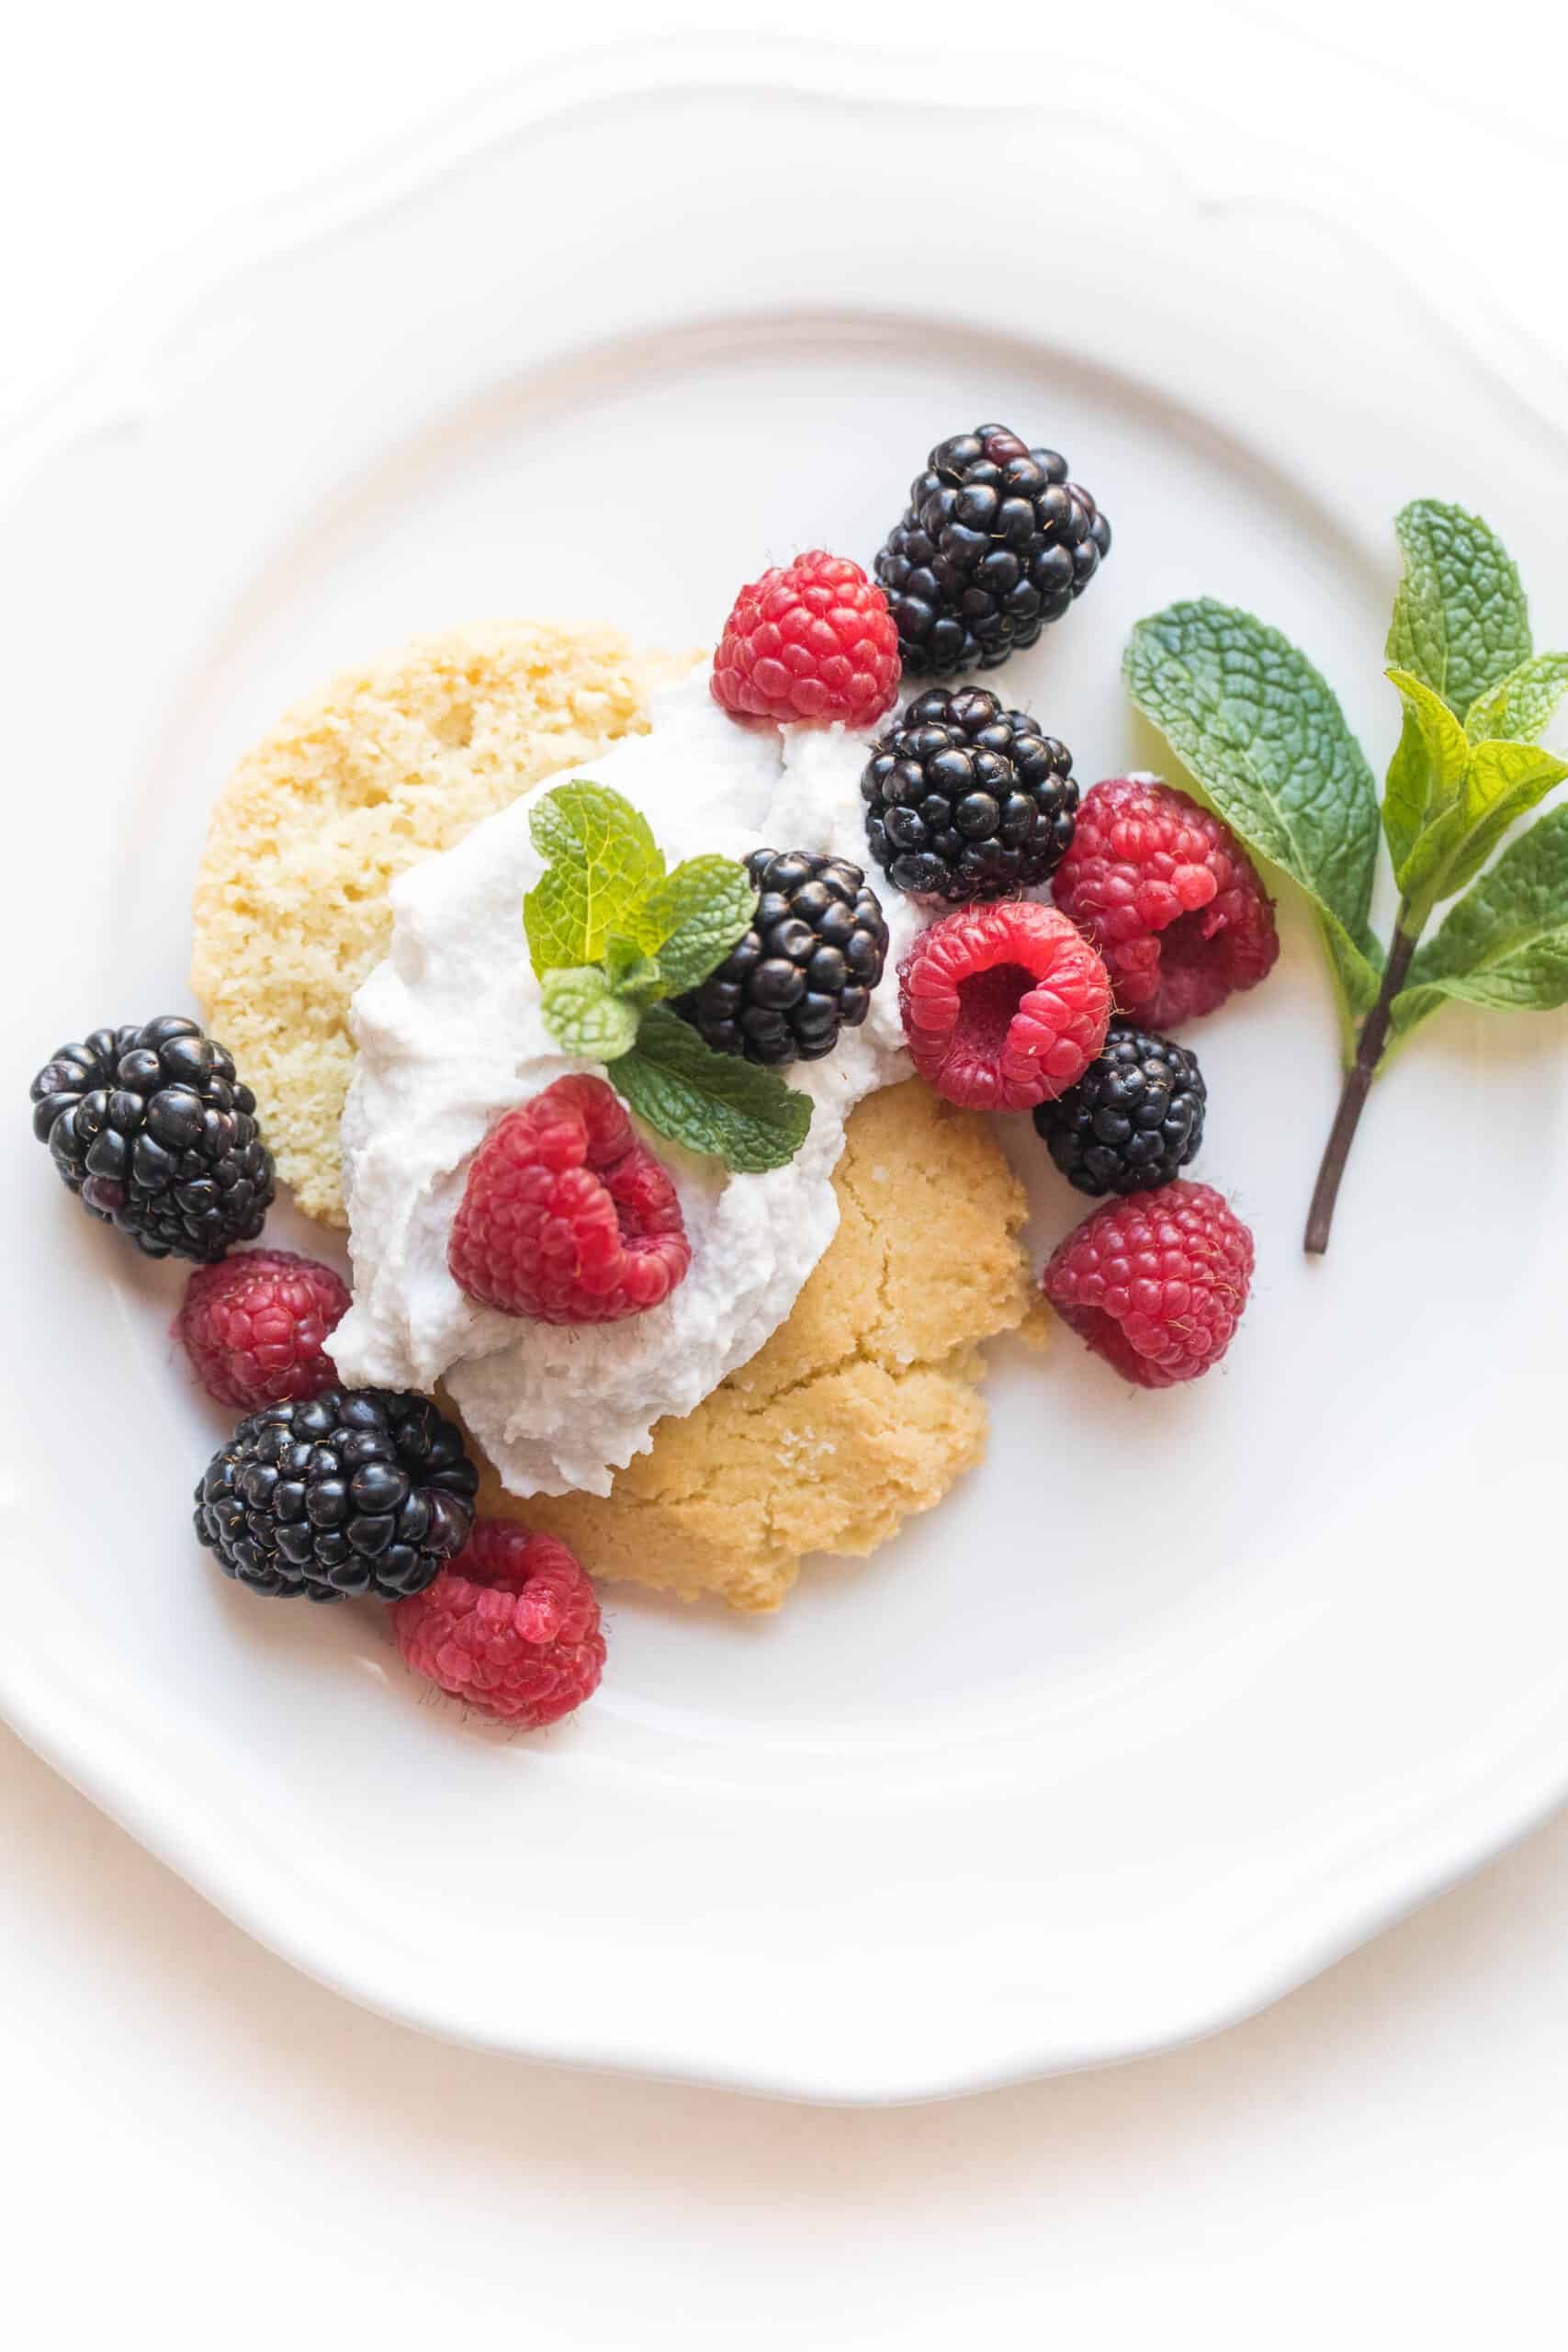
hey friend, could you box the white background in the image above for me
[6,4,1568,2343]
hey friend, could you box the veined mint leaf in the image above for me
[1123,601,1382,1033]
[615,1004,812,1173]
[524,782,665,976]
[1465,651,1568,746]
[1382,666,1469,880]
[1391,803,1568,1045]
[630,854,759,994]
[603,933,664,1000]
[1385,500,1531,720]
[538,965,641,1063]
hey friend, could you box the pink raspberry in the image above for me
[711,550,901,727]
[175,1248,350,1408]
[448,1075,690,1326]
[1052,776,1279,1026]
[1043,1181,1254,1387]
[393,1520,605,1729]
[898,900,1111,1112]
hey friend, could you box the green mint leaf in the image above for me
[629,854,759,994]
[1464,651,1568,745]
[615,1004,812,1173]
[1441,739,1568,900]
[524,782,665,976]
[1382,666,1470,880]
[538,965,641,1063]
[1395,726,1567,922]
[1391,803,1568,1046]
[603,933,664,1000]
[1385,500,1531,720]
[1123,600,1382,1037]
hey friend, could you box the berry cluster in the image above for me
[28,1012,610,1730]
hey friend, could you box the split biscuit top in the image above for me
[190,620,695,1227]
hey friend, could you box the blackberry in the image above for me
[194,1386,479,1602]
[1032,1022,1206,1197]
[29,1016,274,1261]
[862,687,1077,903]
[672,848,889,1067]
[874,423,1111,676]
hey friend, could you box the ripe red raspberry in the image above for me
[448,1074,690,1325]
[1052,776,1279,1026]
[1043,1181,1254,1387]
[175,1248,350,1409]
[711,550,901,727]
[392,1520,605,1729]
[898,900,1111,1112]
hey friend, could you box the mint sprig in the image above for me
[615,1006,813,1174]
[1124,499,1568,1254]
[523,781,812,1175]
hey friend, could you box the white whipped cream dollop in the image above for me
[328,673,925,1496]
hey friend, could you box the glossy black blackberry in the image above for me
[28,1015,274,1261]
[874,423,1111,676]
[672,848,889,1067]
[1033,1023,1206,1197]
[862,687,1077,903]
[194,1387,479,1602]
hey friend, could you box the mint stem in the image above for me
[1303,921,1419,1256]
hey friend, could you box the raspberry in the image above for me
[1043,1182,1254,1388]
[448,1075,690,1326]
[898,901,1111,1112]
[1051,776,1279,1027]
[710,550,901,727]
[392,1520,605,1728]
[175,1247,351,1409]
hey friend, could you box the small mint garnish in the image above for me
[525,782,807,1173]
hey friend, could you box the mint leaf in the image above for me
[603,933,664,1000]
[1382,667,1470,880]
[631,855,759,994]
[524,783,665,976]
[538,966,641,1063]
[1123,600,1382,1028]
[1385,500,1531,720]
[1465,652,1568,745]
[615,1005,812,1173]
[1391,803,1568,1045]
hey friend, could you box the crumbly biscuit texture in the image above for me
[475,1080,1039,1611]
[191,621,695,1227]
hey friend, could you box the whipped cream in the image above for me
[328,673,925,1496]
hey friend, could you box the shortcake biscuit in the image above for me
[191,621,694,1225]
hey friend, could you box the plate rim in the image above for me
[5,33,1568,2103]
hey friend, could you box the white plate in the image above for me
[5,42,1568,2102]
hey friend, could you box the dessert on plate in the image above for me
[38,415,1365,1736]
